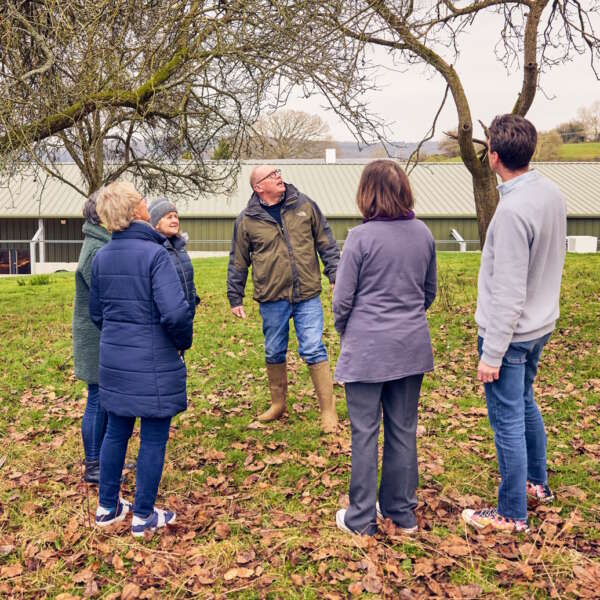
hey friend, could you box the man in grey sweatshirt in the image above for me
[462,114,566,533]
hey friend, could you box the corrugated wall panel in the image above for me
[567,218,600,237]
[180,218,234,252]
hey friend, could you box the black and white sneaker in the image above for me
[95,498,132,527]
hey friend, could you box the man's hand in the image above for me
[477,359,500,383]
[231,305,246,319]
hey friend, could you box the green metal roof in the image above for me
[1,161,600,218]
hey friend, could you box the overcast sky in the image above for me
[287,11,600,143]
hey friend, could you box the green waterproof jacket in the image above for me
[72,221,111,383]
[227,184,339,306]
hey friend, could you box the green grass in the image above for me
[559,142,600,161]
[424,142,600,162]
[0,254,599,598]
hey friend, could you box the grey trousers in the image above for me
[344,374,423,534]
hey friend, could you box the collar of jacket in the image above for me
[245,183,299,219]
[113,220,166,244]
[82,221,111,242]
[362,211,415,223]
[163,233,187,251]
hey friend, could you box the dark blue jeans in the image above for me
[479,333,551,521]
[259,296,328,365]
[99,412,171,518]
[81,383,107,462]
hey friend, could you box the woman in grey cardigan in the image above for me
[333,160,437,535]
[72,191,111,484]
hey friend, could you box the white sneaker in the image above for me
[335,509,353,534]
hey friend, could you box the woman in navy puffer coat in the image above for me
[90,181,193,537]
[148,197,200,317]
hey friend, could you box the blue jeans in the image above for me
[99,412,171,518]
[478,333,551,521]
[81,384,107,462]
[259,296,328,365]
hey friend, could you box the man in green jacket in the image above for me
[227,165,340,433]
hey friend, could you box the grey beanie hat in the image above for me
[148,197,177,227]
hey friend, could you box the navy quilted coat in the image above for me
[163,234,200,316]
[89,221,193,418]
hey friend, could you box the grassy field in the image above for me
[0,254,599,598]
[423,142,600,162]
[559,142,600,161]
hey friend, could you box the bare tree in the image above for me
[0,1,320,198]
[556,120,587,143]
[289,1,600,245]
[577,100,600,141]
[438,130,461,158]
[533,130,562,161]
[243,110,333,159]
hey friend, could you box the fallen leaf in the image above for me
[236,549,256,564]
[73,568,95,583]
[0,563,23,578]
[413,558,435,577]
[112,554,125,572]
[121,582,140,599]
[362,573,382,593]
[348,581,363,596]
[0,545,15,556]
[291,573,304,585]
[215,522,231,539]
[457,584,483,598]
[223,567,254,580]
[84,580,100,598]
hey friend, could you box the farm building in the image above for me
[1,160,599,273]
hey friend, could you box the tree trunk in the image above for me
[471,163,500,249]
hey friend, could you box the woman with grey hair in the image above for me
[73,189,111,484]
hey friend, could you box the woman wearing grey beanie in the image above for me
[148,198,200,317]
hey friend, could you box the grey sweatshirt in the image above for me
[476,169,566,367]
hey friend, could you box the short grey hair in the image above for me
[82,189,102,225]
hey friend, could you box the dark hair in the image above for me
[489,114,537,170]
[356,160,414,220]
[82,189,102,225]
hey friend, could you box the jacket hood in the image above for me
[113,220,166,244]
[82,221,111,243]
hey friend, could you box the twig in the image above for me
[405,83,450,175]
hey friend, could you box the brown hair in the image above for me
[489,114,537,170]
[356,160,414,220]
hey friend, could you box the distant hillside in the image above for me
[335,140,439,159]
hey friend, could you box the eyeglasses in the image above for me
[255,169,282,185]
